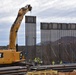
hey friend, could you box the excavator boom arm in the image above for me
[9,5,32,49]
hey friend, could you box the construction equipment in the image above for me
[0,4,76,75]
[0,66,27,75]
[0,5,32,65]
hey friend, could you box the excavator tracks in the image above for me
[0,63,76,75]
[0,66,27,75]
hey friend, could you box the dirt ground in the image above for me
[58,71,76,75]
[27,70,76,75]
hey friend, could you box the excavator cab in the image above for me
[0,50,25,64]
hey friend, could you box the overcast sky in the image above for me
[0,0,76,46]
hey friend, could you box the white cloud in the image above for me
[39,17,76,23]
[0,16,15,23]
[0,0,76,45]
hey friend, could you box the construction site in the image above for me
[0,2,76,75]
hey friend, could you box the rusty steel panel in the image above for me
[25,16,36,23]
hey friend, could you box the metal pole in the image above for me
[26,35,28,61]
[34,37,36,58]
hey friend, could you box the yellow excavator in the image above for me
[0,5,32,65]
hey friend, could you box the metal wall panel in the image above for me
[41,23,76,30]
[41,30,76,42]
[41,22,76,42]
[49,23,53,29]
[67,24,71,29]
[25,16,36,46]
[25,16,36,23]
[41,22,76,63]
[41,30,51,43]
[61,23,68,30]
[71,24,76,30]
[41,23,49,30]
[52,23,58,29]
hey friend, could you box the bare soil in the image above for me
[58,71,76,75]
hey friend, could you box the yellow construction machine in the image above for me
[0,5,32,65]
